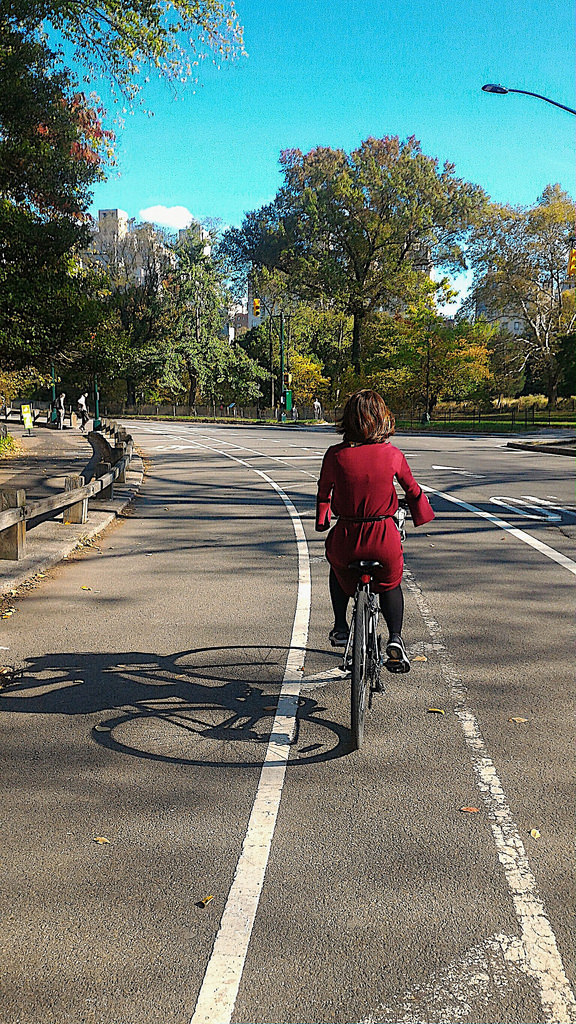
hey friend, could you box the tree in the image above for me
[288,351,330,406]
[464,185,576,405]
[221,137,487,370]
[0,24,113,367]
[5,0,244,100]
[86,219,177,403]
[358,302,494,414]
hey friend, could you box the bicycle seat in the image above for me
[347,560,382,570]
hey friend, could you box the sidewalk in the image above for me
[0,422,143,596]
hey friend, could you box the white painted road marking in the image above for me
[490,496,562,521]
[402,568,576,1024]
[153,434,312,1024]
[423,486,576,577]
[432,464,485,477]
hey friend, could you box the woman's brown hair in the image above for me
[337,389,395,443]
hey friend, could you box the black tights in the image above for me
[329,567,404,637]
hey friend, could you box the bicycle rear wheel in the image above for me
[351,589,369,750]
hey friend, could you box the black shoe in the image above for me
[329,626,349,647]
[385,634,410,673]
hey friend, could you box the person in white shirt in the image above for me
[77,392,89,432]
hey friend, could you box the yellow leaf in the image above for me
[530,829,541,839]
[427,707,445,714]
[93,836,110,844]
[509,716,528,723]
[200,895,214,906]
[413,655,428,662]
[81,586,92,591]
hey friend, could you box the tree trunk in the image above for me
[126,378,136,406]
[185,357,198,407]
[544,352,559,408]
[352,312,363,371]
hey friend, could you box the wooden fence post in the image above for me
[65,475,88,524]
[95,463,113,500]
[0,489,26,560]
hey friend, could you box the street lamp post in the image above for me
[93,376,101,431]
[50,364,57,424]
[482,84,576,116]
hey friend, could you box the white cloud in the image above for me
[139,205,195,230]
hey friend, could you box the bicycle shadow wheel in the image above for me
[92,645,349,768]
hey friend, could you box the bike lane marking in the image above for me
[423,485,576,576]
[393,567,576,1024]
[134,427,311,1024]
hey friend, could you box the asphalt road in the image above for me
[0,421,574,1024]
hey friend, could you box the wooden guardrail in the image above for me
[0,420,135,561]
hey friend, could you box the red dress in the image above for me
[315,440,434,596]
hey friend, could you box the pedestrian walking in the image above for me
[292,404,298,421]
[55,392,66,430]
[313,398,322,420]
[77,392,90,432]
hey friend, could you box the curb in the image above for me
[506,440,576,457]
[0,456,143,596]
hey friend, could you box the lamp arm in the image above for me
[508,88,576,115]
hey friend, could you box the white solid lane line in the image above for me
[423,485,576,577]
[155,435,311,1024]
[401,568,576,1024]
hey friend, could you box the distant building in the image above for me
[85,209,174,288]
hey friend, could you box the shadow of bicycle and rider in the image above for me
[0,645,351,767]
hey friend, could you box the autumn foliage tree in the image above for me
[464,185,576,405]
[0,22,114,366]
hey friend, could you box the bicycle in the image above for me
[342,500,408,750]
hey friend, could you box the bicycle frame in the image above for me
[346,568,383,750]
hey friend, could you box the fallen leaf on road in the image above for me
[427,707,445,714]
[509,716,529,723]
[1,610,14,618]
[460,806,480,813]
[93,836,110,844]
[199,895,214,907]
[530,829,541,839]
[81,586,92,591]
[413,655,428,662]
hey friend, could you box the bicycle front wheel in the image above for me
[351,589,369,750]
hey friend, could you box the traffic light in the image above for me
[253,298,261,317]
[568,249,576,277]
[283,372,292,388]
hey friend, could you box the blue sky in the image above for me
[87,0,575,298]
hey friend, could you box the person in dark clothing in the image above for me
[315,389,434,673]
[55,393,66,430]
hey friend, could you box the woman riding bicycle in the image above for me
[315,389,434,673]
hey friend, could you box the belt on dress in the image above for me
[338,514,392,522]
